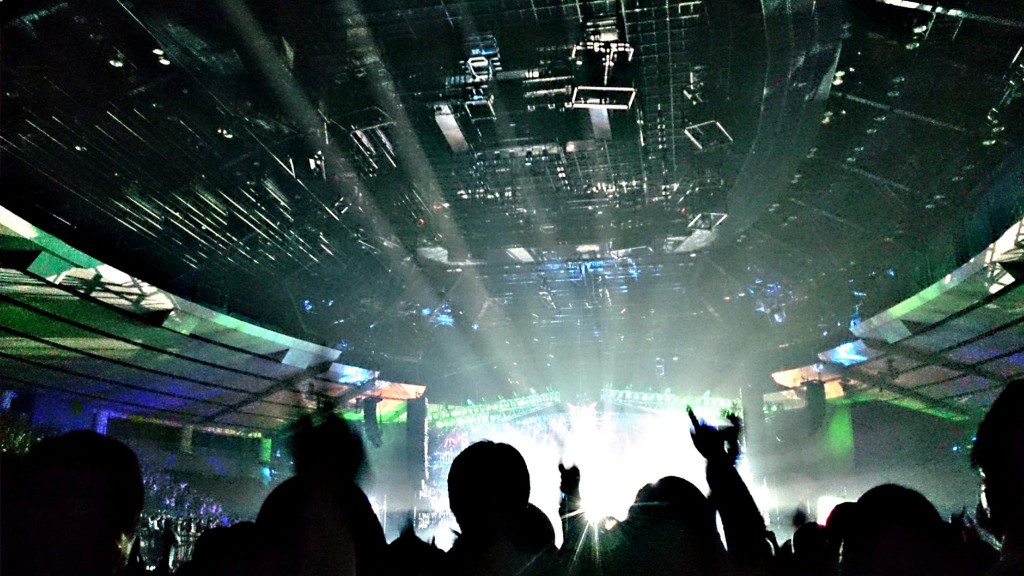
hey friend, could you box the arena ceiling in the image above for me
[0,207,425,431]
[2,0,1023,402]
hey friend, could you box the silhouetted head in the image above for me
[793,522,826,558]
[387,518,445,576]
[447,441,530,534]
[972,380,1024,538]
[824,501,858,555]
[622,473,712,537]
[792,508,810,528]
[290,412,366,480]
[611,476,722,576]
[857,484,943,526]
[841,484,959,576]
[19,430,143,575]
[513,503,556,554]
[634,482,655,504]
[190,526,233,566]
[638,473,712,518]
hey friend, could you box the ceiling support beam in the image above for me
[824,360,971,418]
[876,0,1024,30]
[199,360,335,425]
[862,332,1014,386]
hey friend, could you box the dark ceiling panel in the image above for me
[945,321,1024,364]
[2,0,1022,403]
[913,375,994,399]
[893,364,962,387]
[978,352,1024,379]
[214,412,289,431]
[949,386,1006,409]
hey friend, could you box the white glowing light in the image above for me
[817,495,849,523]
[424,397,766,549]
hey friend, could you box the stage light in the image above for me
[817,495,848,523]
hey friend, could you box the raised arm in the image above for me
[689,409,771,574]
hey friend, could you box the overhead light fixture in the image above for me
[506,247,534,262]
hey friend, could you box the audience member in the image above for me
[839,483,969,576]
[9,381,1023,576]
[8,430,144,576]
[255,413,387,576]
[387,518,446,576]
[444,440,557,576]
[971,379,1024,576]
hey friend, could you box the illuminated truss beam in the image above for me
[861,336,1011,386]
[833,91,967,133]
[429,392,562,429]
[824,361,970,419]
[877,0,1024,30]
[200,360,335,424]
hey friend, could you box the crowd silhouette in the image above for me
[1,379,1021,576]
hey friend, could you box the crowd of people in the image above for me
[1,379,1020,576]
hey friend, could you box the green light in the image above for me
[824,404,854,464]
[0,205,102,268]
[429,391,561,428]
[340,400,408,424]
[603,389,740,417]
[342,411,364,422]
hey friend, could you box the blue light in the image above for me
[335,364,376,384]
[421,307,432,316]
[471,323,480,331]
[849,304,862,330]
[886,268,896,278]
[435,313,455,327]
[827,341,870,366]
[1,390,16,410]
[302,299,313,312]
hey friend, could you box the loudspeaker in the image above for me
[363,398,383,447]
[805,379,826,432]
[406,397,427,485]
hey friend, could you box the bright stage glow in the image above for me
[424,398,754,547]
[817,495,849,524]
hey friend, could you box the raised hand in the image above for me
[688,407,742,466]
[558,462,581,497]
